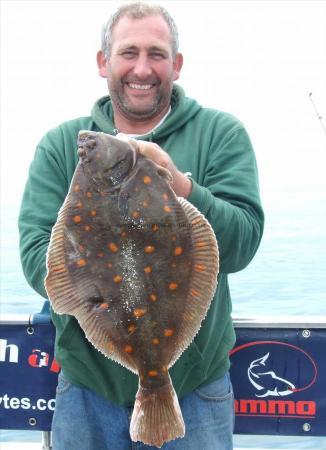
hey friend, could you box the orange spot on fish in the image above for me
[121,231,127,237]
[142,201,149,208]
[108,243,118,253]
[113,275,122,283]
[99,303,109,310]
[76,201,83,208]
[196,241,207,248]
[77,259,87,267]
[124,345,133,354]
[128,325,137,333]
[194,264,206,272]
[168,282,178,291]
[148,370,158,377]
[164,329,174,337]
[174,246,183,256]
[132,211,140,219]
[84,225,91,232]
[149,293,157,302]
[90,210,97,217]
[191,218,202,225]
[107,262,113,268]
[86,192,92,198]
[133,308,147,318]
[144,245,155,254]
[162,366,168,373]
[152,338,160,345]
[162,193,169,201]
[144,266,152,274]
[73,215,82,223]
[74,185,80,192]
[152,224,159,232]
[164,205,172,213]
[143,176,152,185]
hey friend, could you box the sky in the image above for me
[1,0,326,209]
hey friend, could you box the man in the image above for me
[19,3,264,449]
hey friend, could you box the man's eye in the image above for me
[121,51,136,59]
[151,53,165,60]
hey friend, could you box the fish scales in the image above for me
[45,131,219,448]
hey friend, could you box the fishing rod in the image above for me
[309,92,326,137]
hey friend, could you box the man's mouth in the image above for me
[126,82,154,90]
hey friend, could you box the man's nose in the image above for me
[133,55,152,79]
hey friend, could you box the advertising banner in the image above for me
[230,326,326,436]
[1,313,325,436]
[0,321,59,431]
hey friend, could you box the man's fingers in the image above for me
[136,141,171,169]
[115,136,191,198]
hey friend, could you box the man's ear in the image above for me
[173,53,183,82]
[97,50,108,78]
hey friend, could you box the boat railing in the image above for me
[1,301,326,449]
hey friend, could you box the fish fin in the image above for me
[45,200,86,315]
[168,197,219,367]
[77,310,138,374]
[130,376,185,448]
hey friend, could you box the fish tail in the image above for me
[130,377,185,448]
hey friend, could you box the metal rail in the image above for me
[2,314,326,328]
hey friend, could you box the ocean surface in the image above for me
[1,186,326,448]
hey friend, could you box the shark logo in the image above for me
[248,352,296,397]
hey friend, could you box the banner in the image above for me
[0,321,59,431]
[1,312,325,436]
[230,326,326,436]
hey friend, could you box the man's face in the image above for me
[98,15,183,122]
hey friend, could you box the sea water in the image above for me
[1,186,326,448]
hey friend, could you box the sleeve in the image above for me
[18,129,69,298]
[188,124,264,274]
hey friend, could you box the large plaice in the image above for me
[45,131,219,447]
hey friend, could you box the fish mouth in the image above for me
[77,131,97,159]
[78,130,96,144]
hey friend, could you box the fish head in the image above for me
[77,130,136,190]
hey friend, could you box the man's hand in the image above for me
[118,135,192,198]
[137,140,192,198]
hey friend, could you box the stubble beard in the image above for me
[109,81,172,122]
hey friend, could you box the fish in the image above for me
[248,353,296,397]
[45,130,219,448]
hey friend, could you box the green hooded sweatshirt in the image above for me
[19,85,264,406]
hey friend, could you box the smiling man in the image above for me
[96,5,191,200]
[97,12,183,129]
[19,3,264,449]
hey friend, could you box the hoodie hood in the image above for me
[91,84,202,140]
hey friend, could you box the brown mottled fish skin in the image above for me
[45,131,219,448]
